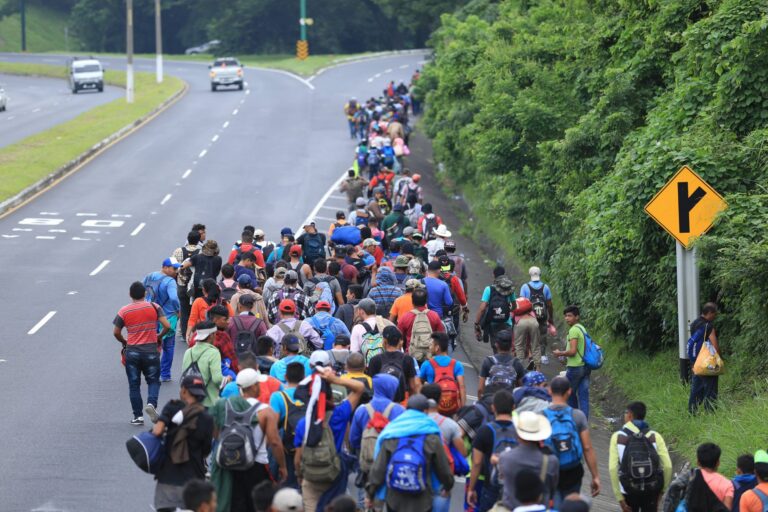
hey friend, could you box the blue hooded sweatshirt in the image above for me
[349,374,404,450]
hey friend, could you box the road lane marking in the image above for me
[222,121,229,129]
[320,205,340,211]
[39,212,59,215]
[48,229,66,233]
[130,222,146,236]
[314,215,336,222]
[83,230,100,234]
[20,218,63,225]
[161,194,172,205]
[329,194,347,201]
[35,235,55,240]
[2,234,19,238]
[245,89,250,95]
[72,237,90,241]
[232,109,239,115]
[28,311,56,335]
[182,169,192,179]
[89,259,110,276]
[253,67,315,90]
[385,68,393,73]
[32,108,41,113]
[12,228,32,232]
[375,73,382,78]
[7,116,14,120]
[198,149,207,158]
[400,64,409,69]
[212,134,219,143]
[81,219,123,228]
[67,291,78,295]
[111,214,132,218]
[368,78,373,82]
[76,213,97,216]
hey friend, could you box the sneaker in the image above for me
[130,416,144,426]
[144,404,159,423]
[527,359,536,371]
[540,355,549,366]
[160,377,172,383]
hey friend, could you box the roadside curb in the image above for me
[0,80,189,218]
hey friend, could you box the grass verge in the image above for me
[0,63,185,202]
[0,2,77,53]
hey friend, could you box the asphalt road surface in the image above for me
[0,52,430,512]
[0,72,120,149]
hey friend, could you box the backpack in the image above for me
[367,148,380,168]
[219,280,239,302]
[528,283,548,326]
[331,225,362,246]
[232,315,262,356]
[422,215,439,241]
[361,323,384,365]
[386,435,428,493]
[359,403,396,473]
[618,427,664,495]
[485,286,511,325]
[144,274,171,309]
[408,309,434,363]
[576,325,605,370]
[126,431,165,475]
[215,400,262,471]
[301,427,341,484]
[354,211,370,227]
[543,407,583,470]
[380,353,406,396]
[431,359,460,416]
[177,246,198,287]
[381,146,395,167]
[489,422,518,485]
[181,350,205,383]
[303,235,325,263]
[233,245,259,265]
[405,187,419,209]
[309,315,336,350]
[192,255,217,292]
[328,350,349,375]
[278,322,311,356]
[308,276,336,314]
[485,355,517,392]
[279,391,306,454]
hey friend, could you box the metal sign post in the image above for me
[676,243,699,382]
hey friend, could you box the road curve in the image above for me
[0,51,427,511]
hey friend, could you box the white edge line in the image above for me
[161,193,172,205]
[198,149,207,158]
[232,109,239,116]
[253,67,315,91]
[212,134,219,143]
[222,121,229,129]
[130,222,146,236]
[28,311,56,335]
[296,171,348,236]
[89,259,110,276]
[182,169,192,179]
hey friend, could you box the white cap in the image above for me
[529,266,541,281]
[272,487,303,512]
[236,368,267,388]
[309,351,330,369]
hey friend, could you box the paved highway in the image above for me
[0,52,427,511]
[0,72,120,149]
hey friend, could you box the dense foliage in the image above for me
[12,0,468,54]
[422,0,768,371]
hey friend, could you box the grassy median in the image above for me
[0,63,185,202]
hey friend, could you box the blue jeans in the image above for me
[566,365,591,419]
[689,374,718,413]
[348,120,357,139]
[477,481,501,512]
[159,315,178,380]
[125,349,160,418]
[433,493,451,512]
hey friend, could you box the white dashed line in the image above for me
[182,169,192,179]
[28,311,56,335]
[296,172,348,235]
[130,222,146,236]
[39,211,59,215]
[245,89,250,95]
[232,109,239,116]
[319,205,340,211]
[212,134,219,143]
[48,229,66,233]
[198,149,207,158]
[12,228,32,232]
[2,234,19,238]
[314,215,337,222]
[32,108,41,113]
[161,193,172,205]
[35,235,55,240]
[222,121,229,129]
[385,68,393,73]
[7,116,14,120]
[400,64,409,69]
[89,259,110,276]
[367,78,373,83]
[83,230,100,234]
[76,213,98,217]
[67,291,78,295]
[111,214,132,218]
[72,237,90,241]
[375,73,382,78]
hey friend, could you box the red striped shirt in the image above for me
[114,301,163,346]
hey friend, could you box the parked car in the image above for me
[209,57,244,92]
[68,57,104,94]
[185,40,221,55]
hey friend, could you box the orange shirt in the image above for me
[740,483,768,512]
[187,298,235,337]
[389,293,414,322]
[258,376,283,404]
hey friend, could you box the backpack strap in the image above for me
[365,403,376,422]
[539,454,549,484]
[382,402,396,420]
[233,315,245,332]
[279,391,291,431]
[753,488,768,508]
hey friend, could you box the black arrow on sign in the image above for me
[678,182,706,233]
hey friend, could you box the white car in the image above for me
[209,57,244,92]
[0,87,6,111]
[68,57,104,94]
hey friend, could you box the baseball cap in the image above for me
[279,299,296,313]
[272,488,303,512]
[237,274,252,286]
[362,238,380,248]
[274,267,287,278]
[309,351,331,370]
[316,301,332,311]
[303,220,316,228]
[529,266,542,281]
[280,227,293,236]
[283,334,301,352]
[405,278,425,290]
[755,450,768,465]
[403,226,415,237]
[373,186,386,194]
[284,270,299,282]
[412,173,421,183]
[238,294,255,307]
[393,203,404,212]
[382,325,402,343]
[522,371,547,387]
[336,210,346,219]
[356,197,367,207]
[394,255,410,268]
[289,244,302,256]
[444,239,456,250]
[236,368,267,387]
[181,374,206,398]
[162,257,181,269]
[412,231,424,240]
[439,255,452,272]
[253,229,265,238]
[406,394,429,412]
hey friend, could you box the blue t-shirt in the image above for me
[220,381,240,399]
[424,276,453,317]
[419,355,465,383]
[519,281,552,301]
[269,387,299,426]
[270,355,312,384]
[294,399,353,453]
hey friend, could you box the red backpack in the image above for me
[430,359,460,416]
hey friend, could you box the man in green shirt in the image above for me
[552,305,590,418]
[181,321,230,408]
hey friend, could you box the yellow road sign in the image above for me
[644,165,727,249]
[296,40,309,61]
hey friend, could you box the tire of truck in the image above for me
[211,83,217,92]
[238,82,244,91]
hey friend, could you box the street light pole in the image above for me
[19,0,26,52]
[126,0,135,103]
[155,0,163,84]
[300,0,307,41]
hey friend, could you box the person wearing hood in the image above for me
[366,394,454,512]
[349,374,405,453]
[475,266,517,348]
[512,371,552,413]
[367,266,403,318]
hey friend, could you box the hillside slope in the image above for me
[0,2,77,53]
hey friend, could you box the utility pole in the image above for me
[300,0,307,42]
[19,0,26,52]
[155,0,163,83]
[126,0,134,103]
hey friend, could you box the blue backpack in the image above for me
[381,146,395,167]
[126,431,165,475]
[543,407,583,470]
[576,325,604,370]
[686,323,709,361]
[303,234,325,262]
[143,273,170,308]
[489,422,518,485]
[386,435,428,493]
[367,148,380,168]
[308,277,336,315]
[310,315,337,350]
[331,225,362,246]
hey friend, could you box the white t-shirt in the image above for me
[245,398,269,464]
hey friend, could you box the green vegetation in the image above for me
[0,63,184,201]
[0,1,78,52]
[421,0,768,467]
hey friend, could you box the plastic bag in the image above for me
[693,341,724,376]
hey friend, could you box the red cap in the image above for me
[279,299,296,313]
[316,301,332,311]
[289,244,302,256]
[412,173,421,183]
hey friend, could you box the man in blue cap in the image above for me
[143,257,181,383]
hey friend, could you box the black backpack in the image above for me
[220,281,239,302]
[182,351,205,382]
[178,246,199,288]
[528,284,548,326]
[232,316,262,356]
[485,286,511,325]
[279,390,306,454]
[618,427,664,495]
[380,353,406,397]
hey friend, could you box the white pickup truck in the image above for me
[68,57,104,94]
[209,57,244,92]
